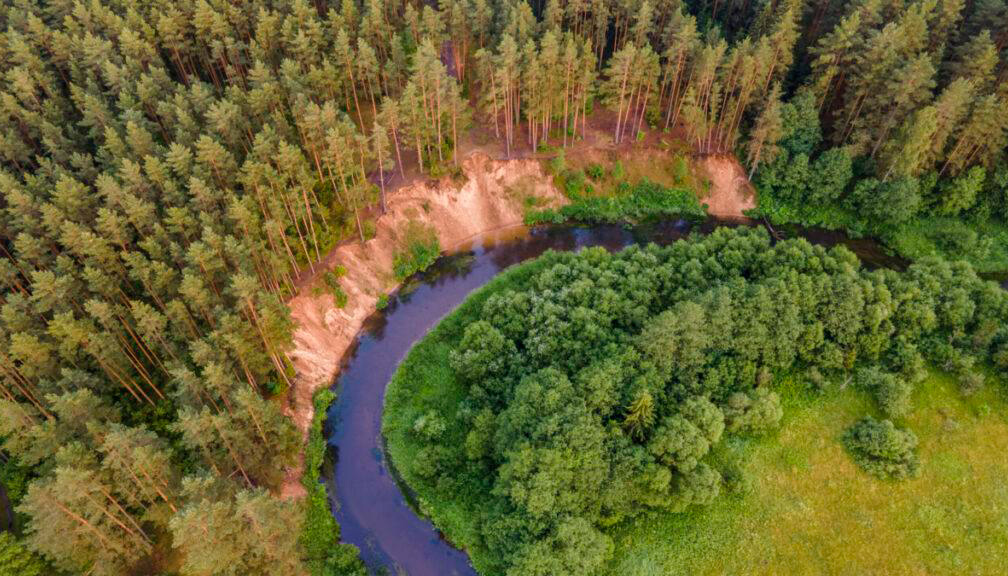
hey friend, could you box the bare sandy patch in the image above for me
[695,154,757,218]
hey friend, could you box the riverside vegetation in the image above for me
[385,227,1008,575]
[1,0,1006,574]
[526,155,709,225]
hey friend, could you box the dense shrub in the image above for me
[0,533,48,576]
[857,367,912,419]
[586,163,605,180]
[449,321,515,386]
[322,546,367,576]
[393,222,440,280]
[313,267,349,308]
[301,390,365,576]
[411,410,448,440]
[610,161,626,181]
[650,413,712,472]
[526,179,707,225]
[751,83,1008,274]
[807,148,854,204]
[549,150,567,175]
[933,166,986,216]
[843,418,920,480]
[723,388,784,434]
[778,91,822,157]
[848,177,922,231]
[719,454,754,496]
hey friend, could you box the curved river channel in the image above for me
[319,219,949,576]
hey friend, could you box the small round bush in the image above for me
[857,367,912,418]
[843,417,920,480]
[412,410,447,440]
[959,371,986,396]
[723,388,783,434]
[449,320,515,385]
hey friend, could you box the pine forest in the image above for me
[0,0,1006,574]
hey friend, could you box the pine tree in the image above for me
[624,389,656,440]
[867,53,937,159]
[603,43,638,144]
[631,0,655,47]
[928,0,966,59]
[100,424,180,515]
[747,84,784,178]
[881,105,939,180]
[18,465,151,576]
[496,34,522,157]
[661,9,700,131]
[922,77,975,170]
[760,1,801,92]
[372,121,392,212]
[946,30,1000,90]
[941,93,1008,176]
[170,477,303,576]
[807,11,862,112]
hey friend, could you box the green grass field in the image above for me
[385,254,1008,576]
[610,372,1008,576]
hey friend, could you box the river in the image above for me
[0,480,11,533]
[320,219,936,576]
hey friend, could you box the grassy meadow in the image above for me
[610,372,1008,575]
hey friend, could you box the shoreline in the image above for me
[279,151,567,498]
[279,134,760,499]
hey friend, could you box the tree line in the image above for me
[735,0,1008,248]
[455,0,1007,238]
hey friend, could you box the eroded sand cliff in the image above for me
[280,152,566,497]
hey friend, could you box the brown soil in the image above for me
[279,151,565,498]
[695,154,757,218]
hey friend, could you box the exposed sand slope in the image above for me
[696,154,757,218]
[279,149,758,498]
[280,152,564,498]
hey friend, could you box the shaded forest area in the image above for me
[0,0,1005,574]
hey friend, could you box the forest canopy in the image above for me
[0,0,1005,573]
[385,227,1008,576]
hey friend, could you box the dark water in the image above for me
[321,219,914,576]
[0,481,11,533]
